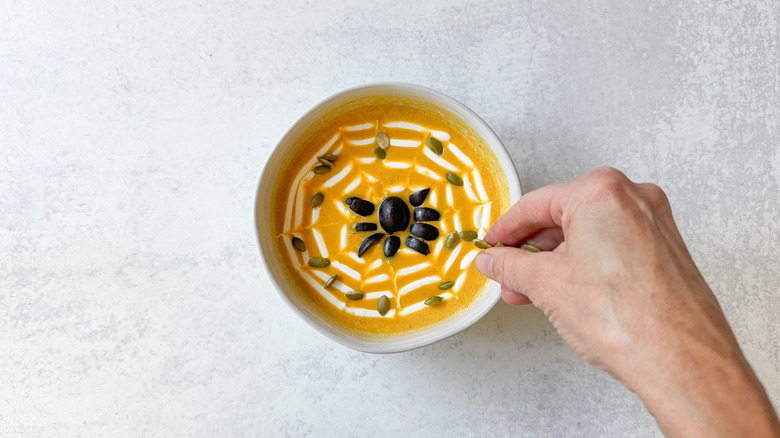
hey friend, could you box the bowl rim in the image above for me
[254,81,522,353]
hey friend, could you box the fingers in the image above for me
[475,247,554,305]
[501,287,532,305]
[484,182,570,247]
[524,227,565,251]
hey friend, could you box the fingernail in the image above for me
[475,252,494,278]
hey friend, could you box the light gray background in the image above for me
[2,1,778,436]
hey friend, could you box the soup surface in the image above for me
[272,101,508,335]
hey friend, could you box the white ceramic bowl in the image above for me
[255,82,522,353]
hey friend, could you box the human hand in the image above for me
[475,167,779,437]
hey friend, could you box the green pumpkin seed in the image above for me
[310,192,324,208]
[323,273,338,288]
[372,146,386,160]
[313,165,331,174]
[345,290,364,300]
[495,242,505,247]
[376,132,390,149]
[292,237,306,252]
[325,153,338,162]
[474,239,492,249]
[446,172,463,186]
[317,157,334,167]
[439,281,454,290]
[424,296,444,306]
[426,137,444,155]
[377,295,390,316]
[444,231,459,250]
[308,257,330,268]
[459,230,478,241]
[522,244,541,253]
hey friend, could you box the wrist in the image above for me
[626,328,780,437]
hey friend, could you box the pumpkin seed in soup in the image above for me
[317,157,333,167]
[439,281,454,290]
[376,132,390,149]
[424,296,444,306]
[313,165,331,174]
[323,274,338,288]
[445,231,459,249]
[345,291,364,300]
[377,295,390,316]
[292,237,306,252]
[426,137,444,155]
[325,153,338,162]
[372,146,386,160]
[459,230,478,241]
[308,257,330,268]
[446,172,463,186]
[310,192,324,208]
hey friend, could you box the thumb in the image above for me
[474,247,554,306]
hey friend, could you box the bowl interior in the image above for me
[255,83,522,353]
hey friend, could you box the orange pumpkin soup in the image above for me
[271,100,508,335]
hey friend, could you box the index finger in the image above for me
[484,181,570,246]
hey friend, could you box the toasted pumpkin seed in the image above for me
[474,239,492,249]
[494,242,505,247]
[446,172,463,186]
[372,146,386,160]
[345,290,364,300]
[323,274,338,288]
[445,231,459,250]
[424,296,444,306]
[522,244,541,253]
[292,237,306,252]
[377,295,390,316]
[426,137,444,155]
[439,281,454,290]
[317,157,334,167]
[376,132,390,149]
[310,192,324,208]
[313,165,331,174]
[459,230,478,241]
[325,153,338,162]
[308,257,330,268]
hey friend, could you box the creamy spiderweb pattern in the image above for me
[280,120,494,318]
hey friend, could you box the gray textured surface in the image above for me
[1,1,778,436]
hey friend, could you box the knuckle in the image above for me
[639,183,670,209]
[587,167,632,201]
[589,167,628,184]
